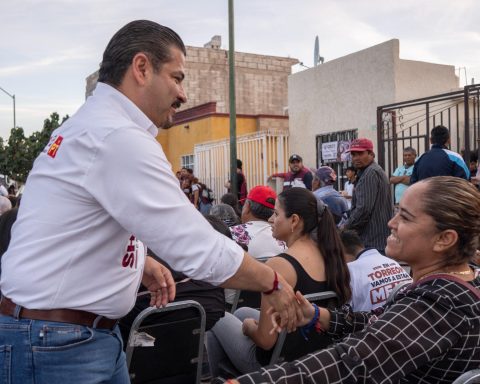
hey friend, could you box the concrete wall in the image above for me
[288,39,459,167]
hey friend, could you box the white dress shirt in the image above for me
[0,83,244,318]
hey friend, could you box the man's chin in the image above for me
[159,116,174,129]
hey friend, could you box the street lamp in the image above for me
[0,86,16,128]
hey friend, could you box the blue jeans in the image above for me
[206,307,261,376]
[0,314,129,384]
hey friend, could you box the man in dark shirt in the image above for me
[268,154,313,190]
[410,125,470,184]
[342,138,392,253]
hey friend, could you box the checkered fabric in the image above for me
[236,272,480,383]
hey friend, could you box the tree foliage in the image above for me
[0,112,69,182]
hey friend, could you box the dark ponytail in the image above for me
[278,188,351,305]
[315,203,351,305]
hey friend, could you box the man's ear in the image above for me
[242,200,251,215]
[432,229,458,253]
[131,53,151,86]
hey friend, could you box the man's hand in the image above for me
[267,290,315,334]
[142,257,176,308]
[262,272,302,333]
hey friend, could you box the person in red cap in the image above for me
[342,138,392,253]
[225,186,288,305]
[230,186,286,260]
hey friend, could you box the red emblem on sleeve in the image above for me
[47,135,63,158]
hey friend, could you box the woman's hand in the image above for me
[242,318,258,337]
[268,291,316,334]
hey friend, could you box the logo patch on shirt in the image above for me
[46,135,63,158]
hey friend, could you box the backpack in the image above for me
[200,185,215,204]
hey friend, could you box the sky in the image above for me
[0,0,479,139]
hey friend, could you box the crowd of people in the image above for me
[0,19,479,384]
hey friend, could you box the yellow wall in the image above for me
[157,115,257,172]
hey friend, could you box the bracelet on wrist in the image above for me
[300,303,320,340]
[263,270,281,295]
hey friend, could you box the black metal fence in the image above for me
[377,84,480,175]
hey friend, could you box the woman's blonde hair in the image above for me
[420,176,480,265]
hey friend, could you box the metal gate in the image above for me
[377,84,480,175]
[194,129,290,200]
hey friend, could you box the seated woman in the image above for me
[232,176,480,384]
[207,187,351,375]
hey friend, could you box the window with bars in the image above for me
[181,154,195,173]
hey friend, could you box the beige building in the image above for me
[288,39,460,171]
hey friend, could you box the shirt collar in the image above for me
[94,82,159,137]
[355,247,377,260]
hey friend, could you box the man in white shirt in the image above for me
[0,20,298,384]
[231,185,286,259]
[341,230,412,312]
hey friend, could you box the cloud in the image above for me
[0,48,94,77]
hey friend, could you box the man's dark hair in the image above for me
[430,125,450,146]
[403,146,417,156]
[339,230,364,256]
[98,20,186,86]
[247,200,274,221]
[346,166,355,172]
[236,159,243,169]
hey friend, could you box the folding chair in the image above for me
[268,291,338,364]
[229,289,261,313]
[229,257,269,313]
[125,300,206,384]
[452,369,480,384]
[218,291,339,379]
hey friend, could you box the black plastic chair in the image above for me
[125,300,206,384]
[268,291,338,364]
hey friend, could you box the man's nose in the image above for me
[178,86,187,104]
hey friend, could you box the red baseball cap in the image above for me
[347,138,374,152]
[243,185,276,209]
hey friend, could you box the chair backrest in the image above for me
[268,291,339,365]
[452,369,480,384]
[229,257,269,313]
[125,300,206,384]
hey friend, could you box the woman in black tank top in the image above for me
[207,188,351,376]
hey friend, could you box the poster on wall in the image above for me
[322,140,352,162]
[337,140,351,162]
[321,141,338,162]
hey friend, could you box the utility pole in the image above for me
[228,0,238,197]
[0,86,16,128]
